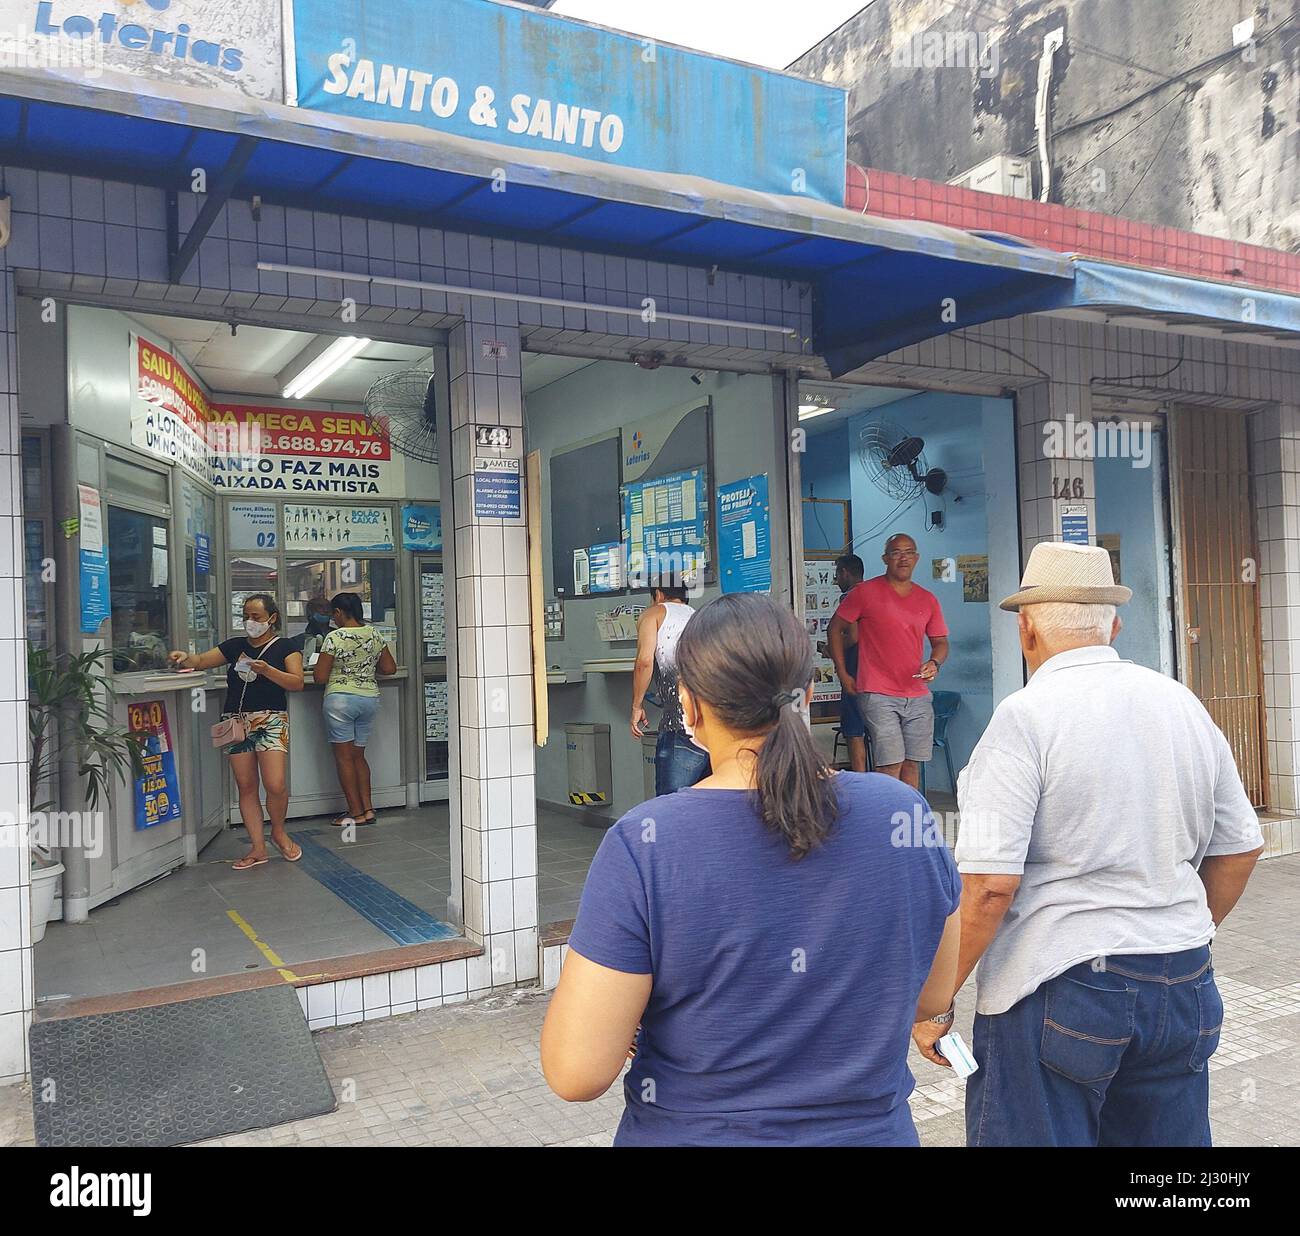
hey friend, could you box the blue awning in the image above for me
[0,67,1074,377]
[1067,260,1300,340]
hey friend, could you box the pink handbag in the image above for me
[209,638,279,748]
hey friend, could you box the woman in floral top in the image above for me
[313,592,397,827]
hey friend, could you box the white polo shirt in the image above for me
[955,644,1264,1016]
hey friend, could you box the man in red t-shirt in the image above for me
[828,533,949,788]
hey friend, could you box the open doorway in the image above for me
[27,301,460,1008]
[798,381,1021,809]
[522,352,787,926]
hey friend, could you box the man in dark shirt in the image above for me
[818,554,867,772]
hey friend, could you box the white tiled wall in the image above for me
[1250,406,1300,814]
[0,177,32,1082]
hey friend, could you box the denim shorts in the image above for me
[324,691,379,745]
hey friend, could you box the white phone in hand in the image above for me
[936,1031,978,1079]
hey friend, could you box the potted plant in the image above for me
[25,645,144,942]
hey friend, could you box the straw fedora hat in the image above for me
[1000,541,1132,612]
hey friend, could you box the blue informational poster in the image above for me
[79,547,111,634]
[587,543,624,594]
[717,475,772,594]
[289,0,847,204]
[621,467,709,585]
[194,533,211,576]
[402,504,443,551]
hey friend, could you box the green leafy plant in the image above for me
[26,645,146,829]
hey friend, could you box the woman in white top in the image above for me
[631,578,710,794]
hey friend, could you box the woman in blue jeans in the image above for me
[313,592,397,828]
[630,577,710,794]
[543,593,962,1146]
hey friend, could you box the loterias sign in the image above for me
[2,0,284,100]
[288,0,847,205]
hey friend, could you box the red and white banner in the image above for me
[132,335,217,483]
[209,404,396,496]
[128,335,396,497]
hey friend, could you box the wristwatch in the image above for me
[929,1003,955,1026]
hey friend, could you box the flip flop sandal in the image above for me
[233,855,269,870]
[273,840,303,862]
[330,816,358,828]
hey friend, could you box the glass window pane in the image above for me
[230,556,280,640]
[284,558,398,656]
[21,436,45,510]
[24,519,49,645]
[107,506,171,671]
[106,456,170,506]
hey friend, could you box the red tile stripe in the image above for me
[845,164,1300,295]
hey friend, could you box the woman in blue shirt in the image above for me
[541,592,961,1146]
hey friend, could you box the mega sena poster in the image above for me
[130,334,395,496]
[208,404,396,497]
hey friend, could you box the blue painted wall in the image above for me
[1094,428,1171,673]
[802,423,851,555]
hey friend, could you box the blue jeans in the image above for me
[654,731,710,795]
[966,946,1221,1147]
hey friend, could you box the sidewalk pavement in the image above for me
[2,854,1296,1148]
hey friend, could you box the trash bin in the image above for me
[566,723,612,807]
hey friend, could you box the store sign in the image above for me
[282,503,394,552]
[209,403,396,496]
[132,334,216,483]
[127,699,182,831]
[288,0,847,204]
[0,0,285,101]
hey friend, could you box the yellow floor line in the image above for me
[226,909,309,984]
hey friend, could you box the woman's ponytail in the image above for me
[676,593,839,858]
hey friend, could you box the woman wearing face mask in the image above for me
[313,592,398,828]
[169,594,305,870]
[541,592,962,1146]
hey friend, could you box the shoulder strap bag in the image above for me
[210,637,281,748]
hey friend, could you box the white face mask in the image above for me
[244,618,271,639]
[680,690,703,747]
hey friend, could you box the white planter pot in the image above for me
[29,863,64,945]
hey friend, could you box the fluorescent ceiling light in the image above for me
[798,403,837,420]
[282,336,372,400]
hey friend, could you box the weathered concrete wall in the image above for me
[792,0,1300,250]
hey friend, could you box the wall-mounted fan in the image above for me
[363,368,438,464]
[856,416,947,504]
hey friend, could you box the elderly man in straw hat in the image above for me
[912,542,1264,1146]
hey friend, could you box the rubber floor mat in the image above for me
[29,985,336,1147]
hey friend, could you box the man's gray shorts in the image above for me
[855,693,934,766]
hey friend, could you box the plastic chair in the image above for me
[920,691,961,797]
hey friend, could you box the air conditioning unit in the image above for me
[949,154,1033,199]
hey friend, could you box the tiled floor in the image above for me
[5,854,1296,1147]
[34,806,605,1006]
